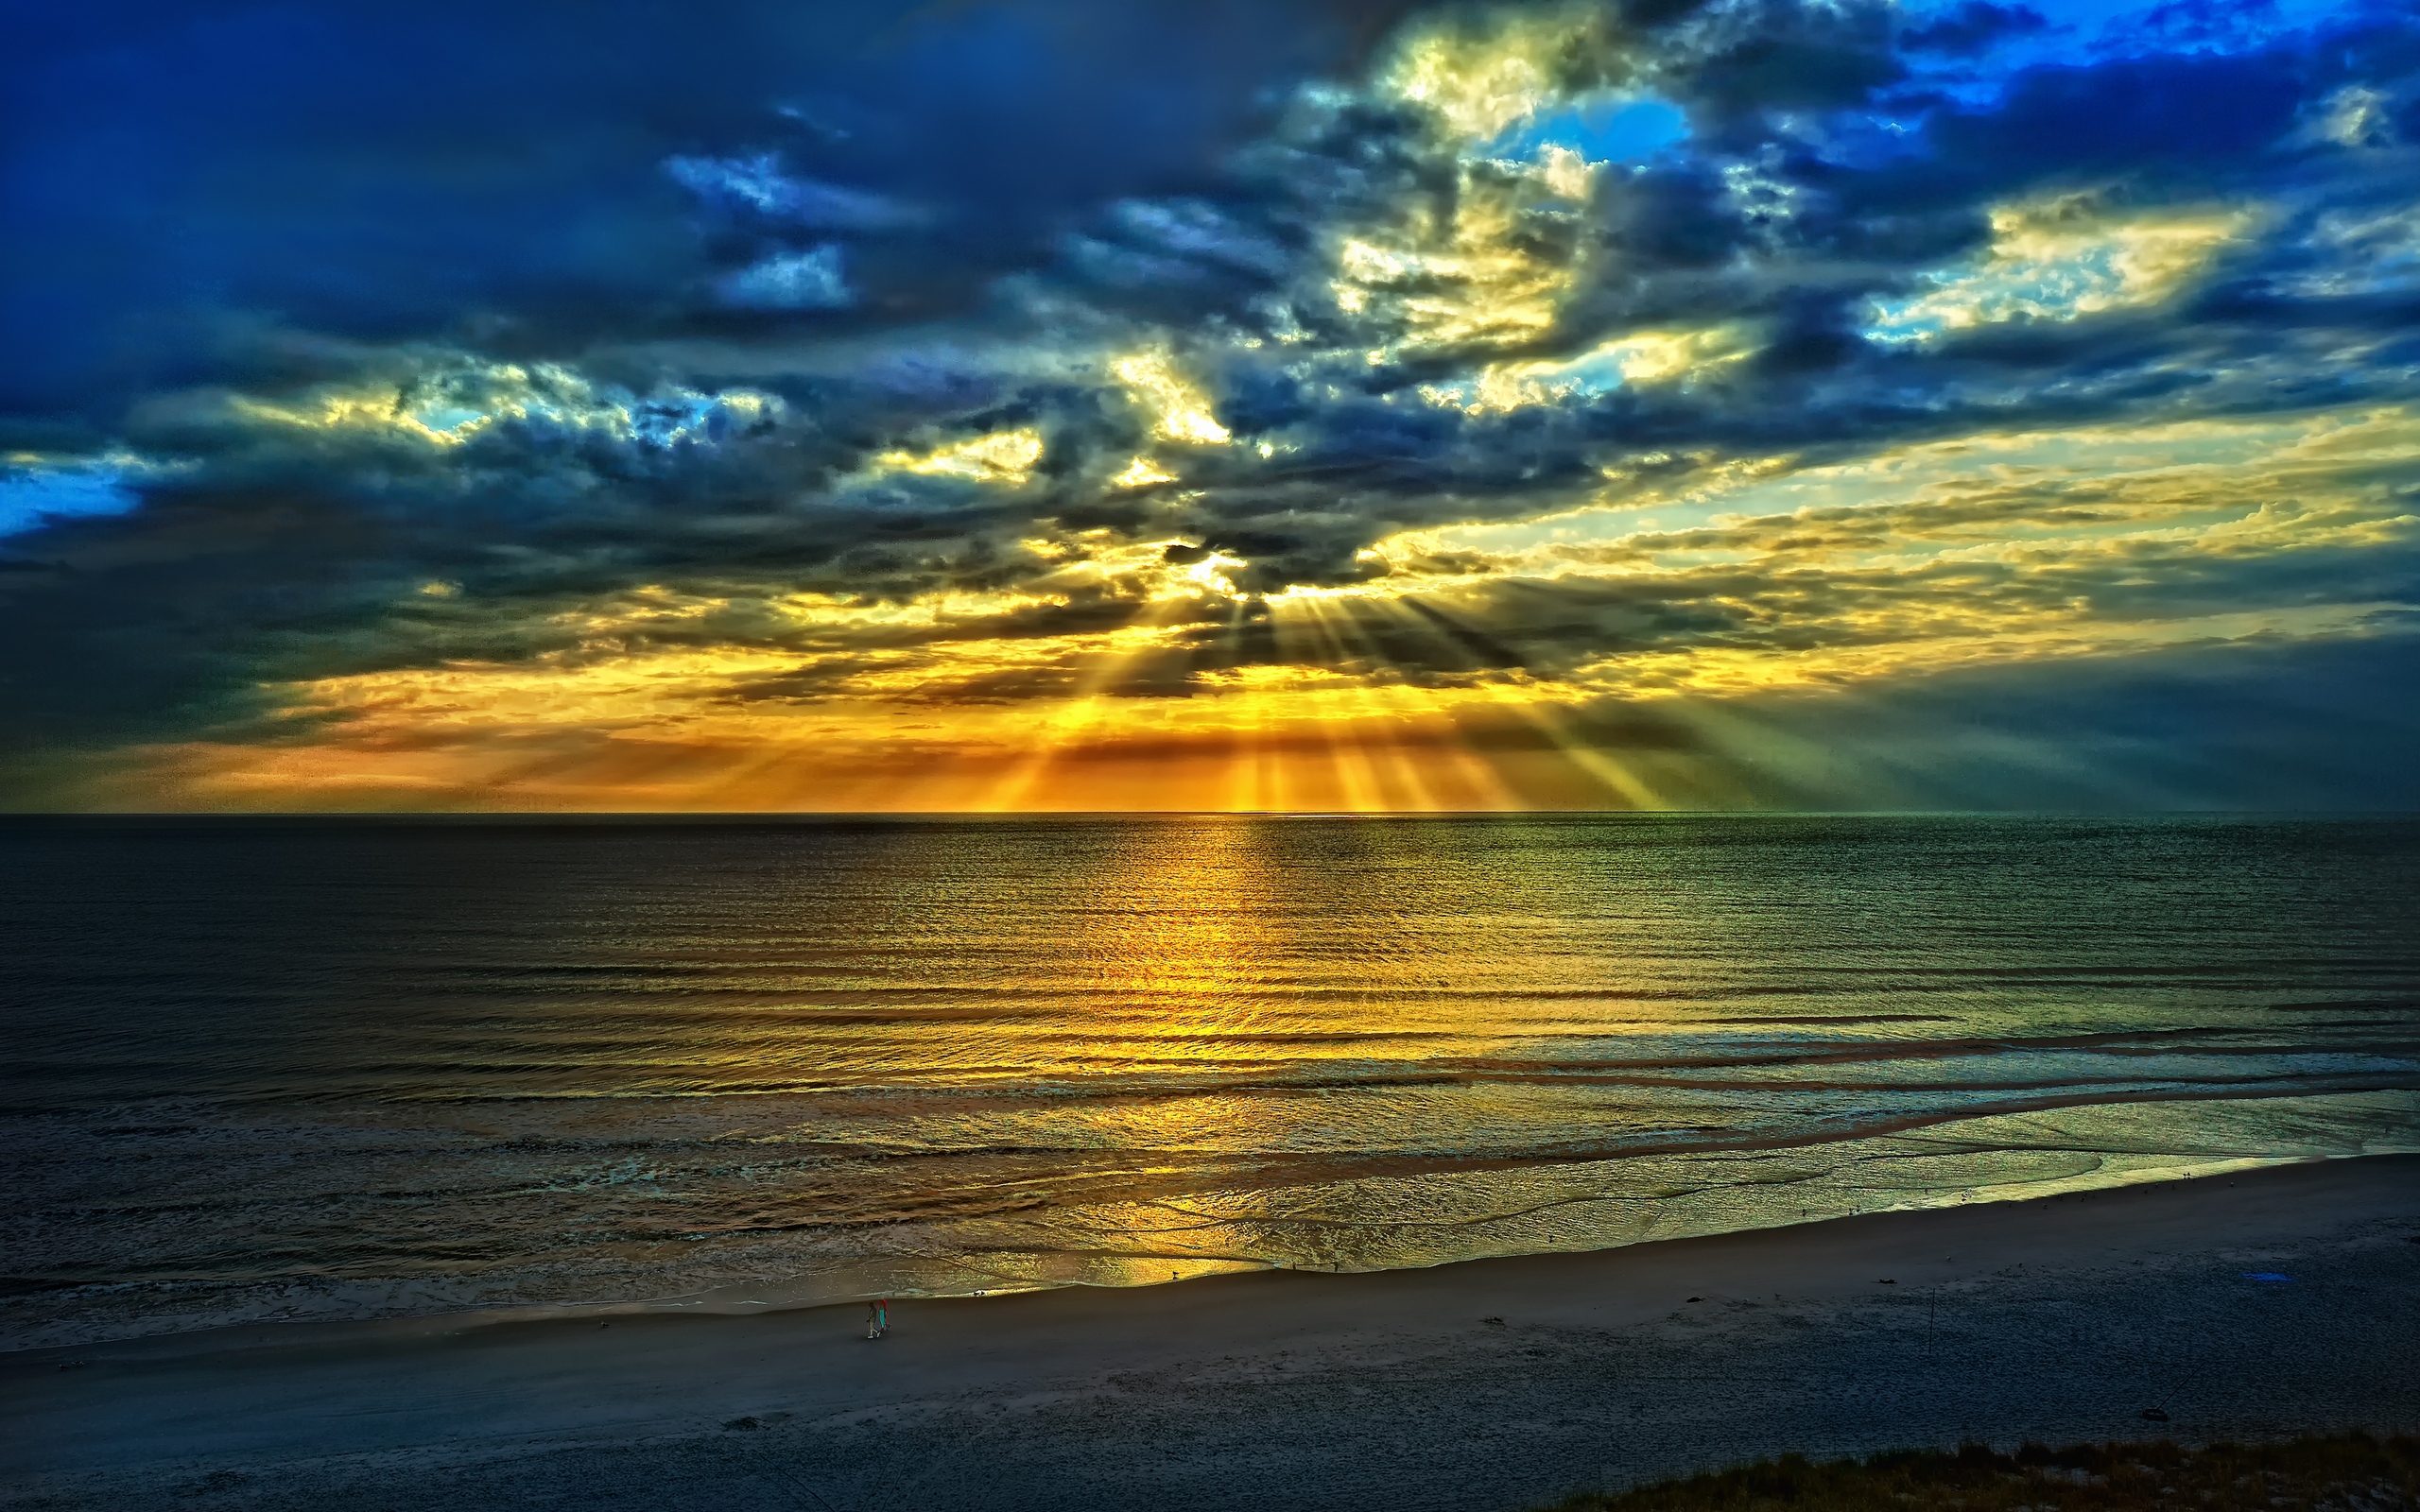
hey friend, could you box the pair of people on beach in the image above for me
[864,1298,889,1339]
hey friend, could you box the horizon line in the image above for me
[5,808,2415,821]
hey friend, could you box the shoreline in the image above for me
[6,1154,2416,1511]
[14,1129,2409,1358]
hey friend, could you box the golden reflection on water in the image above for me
[671,820,2418,1300]
[10,816,2417,1344]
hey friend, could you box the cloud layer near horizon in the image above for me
[4,0,2417,810]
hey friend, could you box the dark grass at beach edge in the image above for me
[1545,1434,2420,1512]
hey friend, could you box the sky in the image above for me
[3,0,2416,812]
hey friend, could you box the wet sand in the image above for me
[5,1156,2416,1512]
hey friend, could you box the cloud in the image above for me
[1864,194,2257,339]
[717,246,855,310]
[3,0,2417,809]
[1901,2,2049,58]
[665,154,926,233]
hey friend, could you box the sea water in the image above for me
[4,814,2415,1348]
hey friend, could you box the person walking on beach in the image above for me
[865,1298,888,1340]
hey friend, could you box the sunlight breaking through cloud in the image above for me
[3,0,2417,812]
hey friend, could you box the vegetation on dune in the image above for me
[1546,1433,2420,1512]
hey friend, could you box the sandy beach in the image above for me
[6,1155,2415,1512]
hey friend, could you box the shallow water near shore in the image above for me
[5,813,2417,1348]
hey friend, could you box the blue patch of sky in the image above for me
[1493,96,1687,164]
[2062,0,2360,53]
[413,404,488,433]
[1894,0,2365,107]
[0,462,141,538]
[1948,0,2346,55]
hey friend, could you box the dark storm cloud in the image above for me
[1,0,1423,425]
[1691,631,2420,811]
[1899,2,2048,57]
[4,0,2420,795]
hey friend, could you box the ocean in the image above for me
[4,814,2415,1349]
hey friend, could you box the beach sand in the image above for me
[5,1155,2415,1511]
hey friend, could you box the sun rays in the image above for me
[15,0,2418,816]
